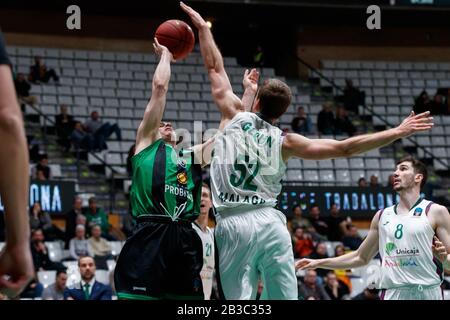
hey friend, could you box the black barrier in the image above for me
[0,180,76,214]
[279,186,428,218]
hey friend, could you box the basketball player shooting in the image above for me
[297,157,450,300]
[181,1,434,300]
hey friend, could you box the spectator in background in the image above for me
[29,201,64,241]
[334,105,356,136]
[323,271,350,300]
[333,244,352,291]
[33,154,52,180]
[290,205,312,232]
[71,121,95,151]
[19,275,44,299]
[253,44,265,68]
[358,177,367,188]
[414,90,431,115]
[430,94,446,115]
[387,174,395,188]
[84,111,122,151]
[308,205,328,238]
[14,72,38,106]
[308,242,329,279]
[298,270,330,300]
[69,224,94,261]
[42,270,68,300]
[369,174,380,188]
[65,196,86,249]
[342,224,363,251]
[324,204,348,242]
[291,106,313,134]
[35,168,47,181]
[342,79,362,114]
[64,256,112,300]
[84,197,115,240]
[28,56,59,84]
[352,287,380,300]
[55,104,75,152]
[317,101,335,135]
[292,227,314,259]
[88,225,113,270]
[30,229,66,272]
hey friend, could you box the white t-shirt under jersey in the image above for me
[210,112,285,214]
[192,223,215,300]
[378,198,443,289]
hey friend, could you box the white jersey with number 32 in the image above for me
[210,112,285,213]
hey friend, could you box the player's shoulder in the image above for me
[427,202,449,216]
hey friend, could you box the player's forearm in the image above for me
[241,87,257,112]
[0,68,30,247]
[197,25,224,72]
[152,50,171,94]
[340,127,402,157]
[317,251,366,270]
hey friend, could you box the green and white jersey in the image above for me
[130,139,202,222]
[192,223,215,300]
[378,198,443,289]
[210,112,285,213]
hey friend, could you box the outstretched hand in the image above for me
[153,37,175,63]
[180,1,208,29]
[243,68,259,92]
[295,258,321,270]
[396,111,433,138]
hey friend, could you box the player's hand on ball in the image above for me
[432,236,448,264]
[295,258,320,270]
[243,68,259,92]
[180,2,208,29]
[153,38,175,63]
[396,110,433,138]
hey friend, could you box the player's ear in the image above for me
[415,173,423,185]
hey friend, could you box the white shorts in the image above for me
[215,206,298,300]
[381,284,443,300]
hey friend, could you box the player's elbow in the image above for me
[152,82,169,97]
[337,140,354,158]
[0,111,23,135]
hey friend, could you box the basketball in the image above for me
[155,19,195,60]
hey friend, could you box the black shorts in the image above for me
[114,215,204,300]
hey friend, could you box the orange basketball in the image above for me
[155,20,195,60]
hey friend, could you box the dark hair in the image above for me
[56,269,67,277]
[257,78,292,120]
[292,205,301,212]
[396,156,428,188]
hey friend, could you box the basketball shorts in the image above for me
[215,206,298,300]
[380,284,443,300]
[114,215,204,300]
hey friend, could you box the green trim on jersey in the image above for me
[130,139,202,221]
[117,292,161,300]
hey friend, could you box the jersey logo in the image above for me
[413,207,423,217]
[385,242,396,256]
[177,172,188,185]
[177,159,187,169]
[160,201,187,221]
[383,221,390,226]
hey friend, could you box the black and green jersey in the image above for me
[130,139,202,222]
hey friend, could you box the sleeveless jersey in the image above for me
[130,139,202,222]
[210,112,286,213]
[378,198,443,289]
[192,223,215,300]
